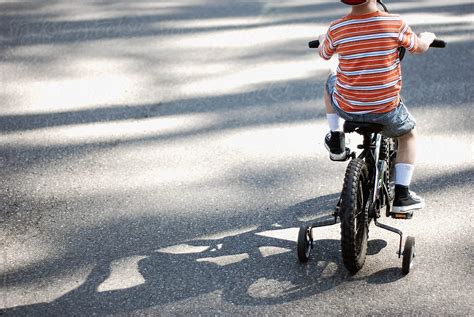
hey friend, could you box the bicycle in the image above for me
[297,0,446,275]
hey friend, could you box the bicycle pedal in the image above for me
[390,211,413,219]
[329,148,354,162]
[347,148,356,159]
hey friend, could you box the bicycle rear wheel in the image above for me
[340,158,370,274]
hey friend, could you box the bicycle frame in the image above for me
[357,133,387,217]
[356,131,405,257]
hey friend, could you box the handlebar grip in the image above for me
[308,40,320,48]
[430,39,447,48]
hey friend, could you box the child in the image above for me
[318,0,436,213]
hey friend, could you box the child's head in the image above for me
[341,0,378,13]
[340,0,375,6]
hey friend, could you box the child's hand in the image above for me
[414,32,436,54]
[419,32,436,44]
[318,33,327,49]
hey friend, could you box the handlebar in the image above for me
[430,39,447,48]
[308,40,320,48]
[308,39,447,49]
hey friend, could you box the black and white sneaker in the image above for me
[392,186,425,213]
[324,131,347,161]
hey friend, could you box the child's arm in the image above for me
[318,32,335,60]
[399,20,436,55]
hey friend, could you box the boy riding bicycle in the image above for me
[318,0,436,213]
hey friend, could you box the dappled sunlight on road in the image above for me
[177,57,335,98]
[0,118,335,208]
[158,244,211,254]
[196,253,250,266]
[404,13,474,26]
[193,225,259,241]
[97,255,147,292]
[1,0,473,314]
[0,238,56,275]
[417,134,474,167]
[2,56,148,114]
[0,112,218,145]
[256,227,299,242]
[2,260,96,309]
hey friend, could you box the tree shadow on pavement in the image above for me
[1,1,471,49]
[0,191,406,316]
[2,163,472,315]
[1,1,473,315]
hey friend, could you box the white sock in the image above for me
[326,113,342,132]
[395,163,415,187]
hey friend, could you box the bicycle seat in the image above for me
[343,121,384,135]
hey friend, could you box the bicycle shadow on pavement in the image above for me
[2,194,404,316]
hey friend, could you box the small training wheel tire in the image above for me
[297,226,312,263]
[402,236,415,275]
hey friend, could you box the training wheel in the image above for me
[297,226,313,262]
[402,236,415,274]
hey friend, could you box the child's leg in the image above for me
[396,129,417,165]
[395,129,417,186]
[393,128,424,212]
[324,74,346,160]
[324,81,343,132]
[324,88,335,114]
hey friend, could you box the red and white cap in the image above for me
[340,0,369,5]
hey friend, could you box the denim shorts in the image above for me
[326,73,416,138]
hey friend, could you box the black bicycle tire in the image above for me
[297,226,311,263]
[402,236,415,274]
[340,158,370,274]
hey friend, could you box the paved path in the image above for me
[1,0,473,315]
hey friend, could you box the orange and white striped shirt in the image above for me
[320,10,419,114]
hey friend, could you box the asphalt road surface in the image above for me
[1,0,473,316]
